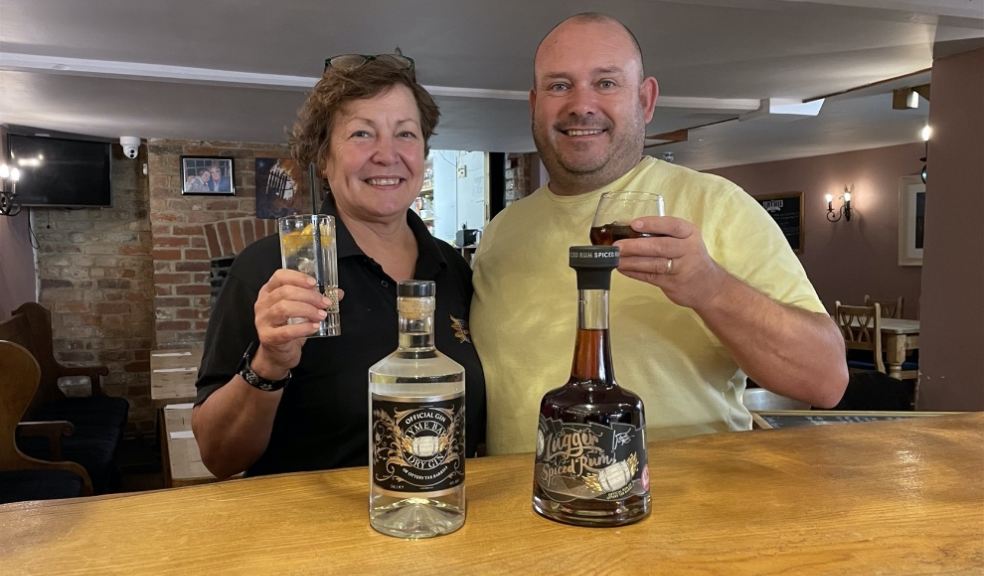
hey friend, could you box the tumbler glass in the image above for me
[278,214,340,337]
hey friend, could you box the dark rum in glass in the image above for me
[589,223,652,245]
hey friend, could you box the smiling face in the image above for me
[323,84,425,224]
[531,17,658,196]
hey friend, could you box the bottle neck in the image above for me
[398,296,435,351]
[570,288,615,384]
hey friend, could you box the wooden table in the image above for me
[2,413,981,575]
[751,409,957,430]
[150,347,203,486]
[149,347,203,407]
[843,317,920,379]
[878,318,920,379]
[162,404,221,488]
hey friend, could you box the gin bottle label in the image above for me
[535,415,649,502]
[371,393,465,494]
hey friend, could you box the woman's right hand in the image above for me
[251,269,337,377]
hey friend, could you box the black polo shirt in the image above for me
[196,197,486,476]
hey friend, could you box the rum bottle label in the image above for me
[371,393,465,494]
[535,415,649,502]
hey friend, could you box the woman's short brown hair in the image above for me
[289,58,440,179]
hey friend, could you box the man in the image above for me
[471,13,847,455]
[209,163,231,192]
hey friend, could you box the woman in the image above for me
[192,54,486,478]
[199,168,213,191]
[185,168,212,193]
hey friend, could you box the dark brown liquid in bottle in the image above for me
[539,329,645,427]
[589,223,653,245]
[533,327,649,526]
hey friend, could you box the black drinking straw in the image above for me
[308,162,320,215]
[308,163,326,296]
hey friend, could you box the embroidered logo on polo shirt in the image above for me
[450,315,471,344]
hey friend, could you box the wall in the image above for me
[432,150,461,243]
[148,140,289,347]
[0,211,36,319]
[31,147,156,434]
[708,143,924,317]
[504,152,538,208]
[456,151,488,233]
[918,47,984,410]
[26,140,289,436]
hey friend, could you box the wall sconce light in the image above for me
[0,163,22,217]
[825,185,852,222]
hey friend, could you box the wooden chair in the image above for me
[0,303,128,493]
[0,303,122,421]
[832,302,916,408]
[864,295,904,319]
[1,340,93,503]
[834,301,885,374]
[864,295,919,375]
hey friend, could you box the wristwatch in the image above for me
[238,342,291,392]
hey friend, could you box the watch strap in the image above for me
[238,342,291,392]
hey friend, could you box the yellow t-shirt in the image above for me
[471,157,825,455]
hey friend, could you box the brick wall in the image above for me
[148,140,289,347]
[34,140,290,436]
[34,146,156,435]
[505,152,538,206]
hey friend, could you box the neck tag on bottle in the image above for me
[570,245,619,290]
[570,245,620,269]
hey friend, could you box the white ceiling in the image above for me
[1,0,982,170]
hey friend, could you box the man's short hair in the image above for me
[534,12,645,80]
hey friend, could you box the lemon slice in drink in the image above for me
[281,223,333,258]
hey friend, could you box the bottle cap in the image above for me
[569,245,619,290]
[398,280,435,297]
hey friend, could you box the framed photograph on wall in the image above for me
[181,157,235,195]
[898,175,926,266]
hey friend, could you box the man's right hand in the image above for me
[614,215,728,312]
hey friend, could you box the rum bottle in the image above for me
[368,280,466,538]
[532,245,651,526]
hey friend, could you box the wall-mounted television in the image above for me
[5,133,112,208]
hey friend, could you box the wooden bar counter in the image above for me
[2,413,981,575]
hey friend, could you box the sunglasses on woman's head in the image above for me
[324,54,416,78]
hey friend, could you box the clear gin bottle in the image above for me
[369,280,466,538]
